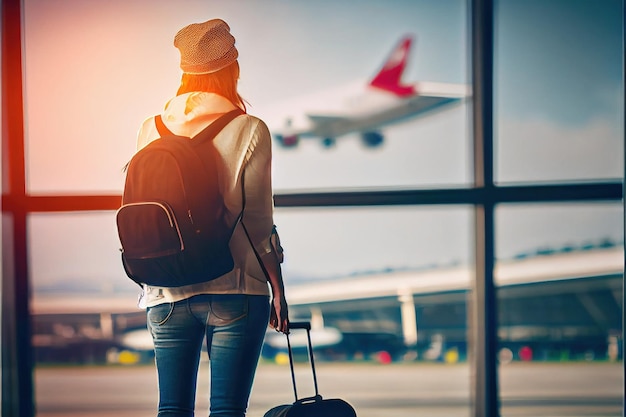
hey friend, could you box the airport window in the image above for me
[273,206,472,278]
[495,203,623,262]
[494,0,623,184]
[28,212,135,294]
[494,202,623,415]
[2,1,623,417]
[489,1,624,413]
[21,0,470,195]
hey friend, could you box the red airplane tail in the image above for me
[369,35,416,97]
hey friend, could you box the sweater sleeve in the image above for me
[241,119,275,255]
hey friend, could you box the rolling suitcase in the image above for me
[264,322,357,417]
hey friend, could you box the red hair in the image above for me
[176,61,247,112]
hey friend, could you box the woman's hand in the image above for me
[270,295,289,334]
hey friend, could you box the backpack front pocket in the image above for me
[116,201,184,259]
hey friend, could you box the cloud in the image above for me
[496,116,623,183]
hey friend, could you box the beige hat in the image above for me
[174,19,238,74]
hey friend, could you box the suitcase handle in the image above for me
[289,321,311,330]
[285,321,319,402]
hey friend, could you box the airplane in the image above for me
[271,35,469,149]
[262,307,343,360]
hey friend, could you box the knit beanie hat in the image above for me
[174,19,238,74]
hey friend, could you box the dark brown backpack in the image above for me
[116,109,243,287]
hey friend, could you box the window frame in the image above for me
[1,1,623,416]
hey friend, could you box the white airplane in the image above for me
[263,309,342,352]
[271,35,469,148]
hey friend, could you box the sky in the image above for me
[14,0,624,291]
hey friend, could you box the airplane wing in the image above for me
[307,114,348,124]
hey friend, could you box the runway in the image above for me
[35,361,622,417]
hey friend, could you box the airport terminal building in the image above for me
[31,242,623,365]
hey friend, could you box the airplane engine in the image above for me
[362,131,384,147]
[322,137,336,148]
[275,134,299,148]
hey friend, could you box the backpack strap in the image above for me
[154,114,173,137]
[191,108,244,146]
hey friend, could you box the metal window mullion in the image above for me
[470,1,500,417]
[622,0,625,404]
[1,0,35,416]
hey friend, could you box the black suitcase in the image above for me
[264,322,357,417]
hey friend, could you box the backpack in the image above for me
[116,108,244,287]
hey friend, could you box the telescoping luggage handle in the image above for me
[286,321,320,402]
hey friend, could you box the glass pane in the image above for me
[29,212,135,295]
[494,0,624,183]
[275,206,472,279]
[28,211,139,362]
[273,206,472,417]
[23,0,469,194]
[495,203,623,416]
[31,206,474,416]
[495,203,623,261]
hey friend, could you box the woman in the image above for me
[136,18,289,417]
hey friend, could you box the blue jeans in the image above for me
[147,294,270,417]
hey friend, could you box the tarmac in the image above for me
[35,361,623,417]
